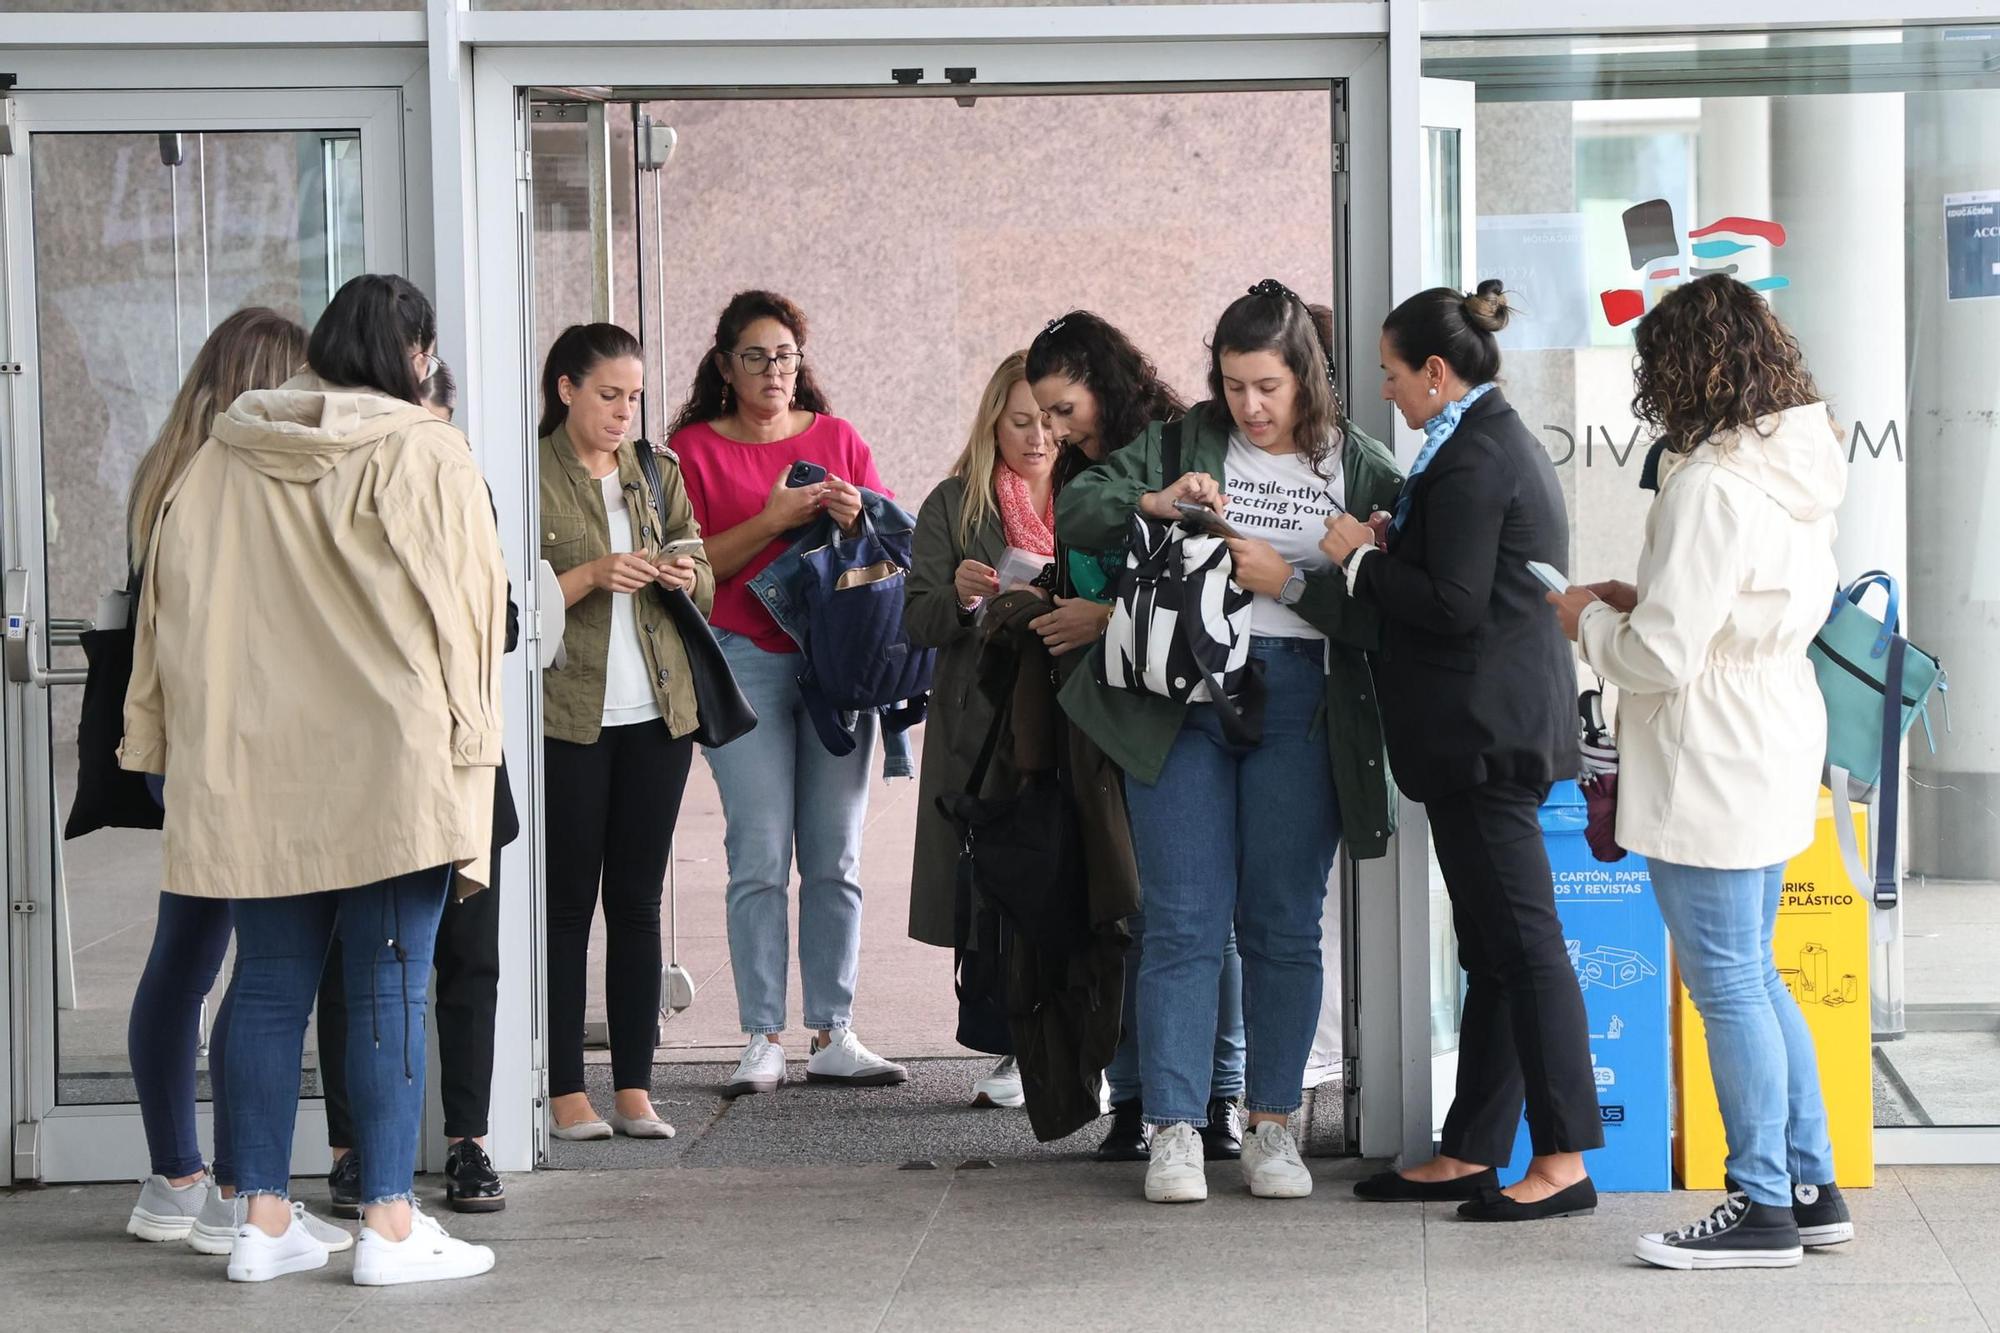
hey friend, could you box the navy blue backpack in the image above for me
[796,512,935,711]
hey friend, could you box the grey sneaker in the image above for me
[127,1174,207,1242]
[190,1189,353,1256]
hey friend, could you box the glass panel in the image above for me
[32,129,363,1105]
[1423,126,1463,291]
[1423,25,2000,1133]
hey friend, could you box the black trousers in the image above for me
[320,855,503,1144]
[1428,778,1605,1166]
[545,718,693,1097]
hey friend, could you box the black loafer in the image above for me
[1095,1100,1153,1162]
[444,1139,506,1213]
[327,1149,362,1219]
[1456,1177,1597,1222]
[1199,1098,1244,1161]
[1353,1166,1497,1202]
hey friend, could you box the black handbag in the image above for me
[65,567,164,839]
[636,445,758,749]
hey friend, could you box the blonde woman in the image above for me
[119,308,353,1257]
[904,351,1057,1108]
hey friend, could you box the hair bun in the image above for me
[1462,279,1512,334]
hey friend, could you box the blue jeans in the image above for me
[1125,637,1342,1126]
[1649,859,1837,1207]
[228,867,450,1206]
[706,630,875,1034]
[128,892,237,1181]
[1104,914,1245,1105]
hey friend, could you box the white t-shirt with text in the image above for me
[1224,431,1347,640]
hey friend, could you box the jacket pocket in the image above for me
[540,515,588,571]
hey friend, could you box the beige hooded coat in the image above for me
[119,376,507,899]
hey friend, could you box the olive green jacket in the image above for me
[539,427,715,744]
[1053,406,1404,860]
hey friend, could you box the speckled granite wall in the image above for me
[531,91,1336,507]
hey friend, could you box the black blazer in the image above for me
[1352,390,1577,803]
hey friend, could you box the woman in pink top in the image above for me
[666,290,908,1096]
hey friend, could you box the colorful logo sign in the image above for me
[1599,199,1790,328]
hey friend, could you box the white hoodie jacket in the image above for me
[1577,403,1847,869]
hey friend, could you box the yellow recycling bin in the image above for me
[1673,792,1875,1189]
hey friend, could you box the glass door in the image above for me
[1,88,406,1184]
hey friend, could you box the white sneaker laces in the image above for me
[1157,1125,1200,1168]
[1261,1123,1303,1167]
[1667,1193,1747,1242]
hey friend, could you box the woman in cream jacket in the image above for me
[1549,275,1851,1272]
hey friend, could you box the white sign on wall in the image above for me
[1477,213,1590,351]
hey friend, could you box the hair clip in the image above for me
[1041,316,1069,337]
[1249,278,1299,303]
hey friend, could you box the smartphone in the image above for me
[1526,559,1571,594]
[658,538,704,560]
[785,460,828,488]
[1173,499,1241,539]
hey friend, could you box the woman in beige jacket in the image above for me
[1548,274,1850,1272]
[121,275,506,1288]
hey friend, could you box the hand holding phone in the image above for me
[1526,560,1571,595]
[785,460,828,489]
[657,538,704,560]
[1173,499,1241,539]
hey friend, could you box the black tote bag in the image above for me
[65,569,164,839]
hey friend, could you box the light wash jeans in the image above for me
[228,866,450,1206]
[706,629,875,1035]
[1648,859,1837,1207]
[1104,914,1245,1106]
[1124,637,1342,1126]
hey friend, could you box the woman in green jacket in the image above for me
[905,350,1058,1110]
[1056,281,1401,1204]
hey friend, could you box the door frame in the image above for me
[0,85,408,1185]
[468,33,1423,1167]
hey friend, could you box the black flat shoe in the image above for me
[1199,1098,1243,1161]
[1095,1100,1153,1162]
[327,1150,362,1219]
[1456,1177,1597,1222]
[1353,1166,1498,1202]
[444,1139,506,1214]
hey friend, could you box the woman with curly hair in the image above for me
[1546,273,1852,1269]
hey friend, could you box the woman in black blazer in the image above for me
[1320,281,1601,1222]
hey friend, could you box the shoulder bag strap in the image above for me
[1874,634,1906,909]
[1161,418,1185,487]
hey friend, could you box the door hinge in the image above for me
[10,900,38,914]
[515,145,533,185]
[1332,141,1351,175]
[0,363,25,376]
[1342,1054,1358,1087]
[527,607,544,642]
[13,1119,41,1182]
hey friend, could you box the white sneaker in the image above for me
[127,1173,206,1242]
[723,1035,787,1097]
[972,1056,1025,1109]
[226,1211,331,1283]
[1240,1120,1313,1199]
[191,1190,350,1255]
[1145,1122,1207,1204]
[353,1205,496,1286]
[805,1030,909,1087]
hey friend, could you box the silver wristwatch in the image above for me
[1277,570,1307,606]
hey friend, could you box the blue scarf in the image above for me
[1389,381,1497,534]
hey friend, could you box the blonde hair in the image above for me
[127,307,308,569]
[949,351,1031,550]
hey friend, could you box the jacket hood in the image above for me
[1663,402,1848,522]
[209,373,438,484]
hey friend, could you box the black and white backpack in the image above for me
[1098,420,1263,744]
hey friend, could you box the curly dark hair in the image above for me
[1632,274,1823,455]
[666,290,833,438]
[1026,311,1187,487]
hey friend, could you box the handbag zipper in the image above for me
[1815,637,1924,708]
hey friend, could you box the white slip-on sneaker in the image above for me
[353,1204,496,1286]
[1240,1120,1313,1199]
[226,1211,331,1283]
[127,1173,207,1242]
[972,1056,1025,1109]
[723,1035,788,1097]
[1145,1122,1208,1204]
[195,1191,351,1255]
[805,1030,908,1087]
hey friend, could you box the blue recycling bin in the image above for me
[1504,780,1672,1192]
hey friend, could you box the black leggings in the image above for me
[544,719,694,1097]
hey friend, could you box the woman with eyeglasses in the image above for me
[667,290,908,1098]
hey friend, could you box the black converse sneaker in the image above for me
[1635,1191,1804,1270]
[1792,1181,1853,1247]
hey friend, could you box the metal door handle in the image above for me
[3,567,89,688]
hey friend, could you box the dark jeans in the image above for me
[229,867,450,1205]
[128,892,237,1181]
[545,719,694,1096]
[1428,779,1606,1166]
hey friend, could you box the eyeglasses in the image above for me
[730,349,802,375]
[418,351,441,381]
